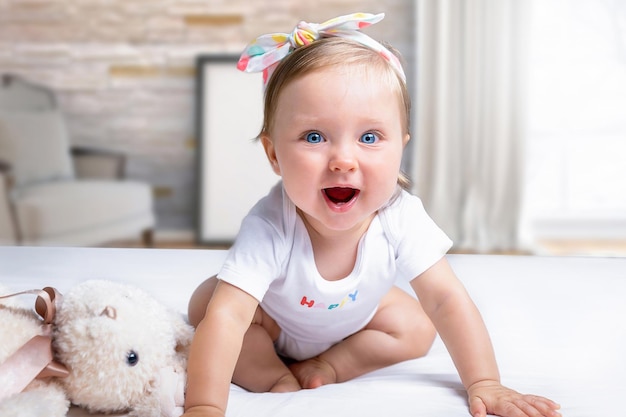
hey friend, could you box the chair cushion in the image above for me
[0,109,74,187]
[0,78,55,111]
[13,180,153,241]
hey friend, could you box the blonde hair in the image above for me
[259,37,412,189]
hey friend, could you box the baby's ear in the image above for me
[260,135,281,175]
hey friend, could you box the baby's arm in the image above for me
[411,258,561,417]
[183,280,259,417]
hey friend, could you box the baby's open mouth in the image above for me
[323,187,359,205]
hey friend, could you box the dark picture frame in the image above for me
[194,55,277,245]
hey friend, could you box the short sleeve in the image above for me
[380,191,453,282]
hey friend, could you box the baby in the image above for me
[183,13,561,417]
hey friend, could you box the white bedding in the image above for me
[1,246,624,416]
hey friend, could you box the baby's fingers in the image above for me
[468,381,561,417]
[469,395,487,417]
[498,395,561,417]
[518,395,561,417]
[471,393,561,417]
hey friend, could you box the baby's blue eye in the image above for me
[360,132,378,144]
[305,132,323,143]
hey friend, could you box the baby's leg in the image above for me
[188,276,300,393]
[289,286,436,389]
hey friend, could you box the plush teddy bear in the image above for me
[54,279,194,417]
[0,280,195,417]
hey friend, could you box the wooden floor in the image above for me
[535,239,626,257]
[106,238,626,258]
[103,240,231,250]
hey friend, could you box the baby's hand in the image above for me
[468,380,561,417]
[181,405,225,417]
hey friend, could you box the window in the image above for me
[525,0,626,239]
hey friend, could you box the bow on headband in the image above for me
[237,12,406,84]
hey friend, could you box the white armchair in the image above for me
[0,74,155,247]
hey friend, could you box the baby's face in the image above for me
[262,65,409,236]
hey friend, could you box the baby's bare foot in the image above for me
[289,357,337,389]
[269,372,301,393]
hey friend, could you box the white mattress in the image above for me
[1,246,624,416]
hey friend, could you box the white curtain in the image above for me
[411,0,530,252]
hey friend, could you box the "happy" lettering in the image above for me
[299,290,359,310]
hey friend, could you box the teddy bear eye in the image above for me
[126,350,139,367]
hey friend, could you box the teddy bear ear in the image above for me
[100,306,117,319]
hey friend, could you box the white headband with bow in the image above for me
[237,12,406,85]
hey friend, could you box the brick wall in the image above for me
[0,0,414,233]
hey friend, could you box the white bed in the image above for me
[1,246,624,416]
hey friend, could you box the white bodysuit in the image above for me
[218,182,452,360]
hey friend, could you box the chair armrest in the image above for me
[71,146,127,179]
[0,159,15,189]
[0,161,18,244]
[0,158,12,172]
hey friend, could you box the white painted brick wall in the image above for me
[0,0,414,231]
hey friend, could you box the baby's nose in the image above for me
[328,144,358,172]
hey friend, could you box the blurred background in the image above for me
[0,0,624,256]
